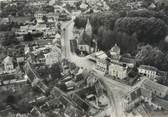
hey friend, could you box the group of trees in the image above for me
[36,63,62,81]
[23,32,43,42]
[74,11,122,34]
[1,32,43,47]
[23,33,34,42]
[2,33,19,46]
[43,5,54,13]
[135,44,168,71]
[0,22,21,32]
[74,3,168,50]
[97,26,138,54]
[73,0,168,71]
[0,3,35,17]
[114,17,168,44]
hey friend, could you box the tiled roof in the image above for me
[0,18,9,24]
[3,56,13,64]
[77,30,86,45]
[139,65,158,71]
[55,33,61,39]
[0,74,16,81]
[152,97,168,110]
[141,79,168,98]
[120,56,135,64]
[64,105,83,117]
[141,88,152,99]
[95,51,108,59]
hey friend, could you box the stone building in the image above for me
[124,79,168,112]
[2,56,15,73]
[108,62,128,79]
[77,19,94,54]
[95,51,108,74]
[44,46,61,66]
[138,65,158,79]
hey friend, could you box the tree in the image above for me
[24,32,33,41]
[158,39,168,52]
[127,9,168,25]
[42,16,48,23]
[74,17,87,29]
[43,5,54,13]
[135,44,168,71]
[127,66,138,78]
[49,63,61,79]
[36,66,49,79]
[97,26,138,54]
[2,33,19,46]
[6,95,16,104]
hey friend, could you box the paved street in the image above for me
[93,71,131,117]
[62,20,95,70]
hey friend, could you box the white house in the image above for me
[44,46,61,66]
[95,51,108,74]
[138,65,158,79]
[34,12,45,24]
[52,33,61,44]
[2,56,15,73]
[109,62,127,79]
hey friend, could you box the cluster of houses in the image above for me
[13,59,110,117]
[25,38,62,66]
[90,41,168,112]
[15,11,59,39]
[93,44,134,79]
[73,17,168,83]
[41,60,109,117]
[0,33,62,89]
[79,0,110,13]
[124,78,168,112]
[93,44,167,81]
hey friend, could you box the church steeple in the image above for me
[85,19,92,37]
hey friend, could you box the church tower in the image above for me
[85,19,92,37]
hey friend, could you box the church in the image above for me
[76,19,97,55]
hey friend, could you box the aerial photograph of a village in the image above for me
[1,0,168,117]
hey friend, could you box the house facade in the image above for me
[44,47,61,66]
[124,79,168,112]
[3,56,15,73]
[138,65,158,79]
[141,79,168,98]
[95,51,108,73]
[108,62,127,79]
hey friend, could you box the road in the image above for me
[93,70,131,117]
[62,20,95,70]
